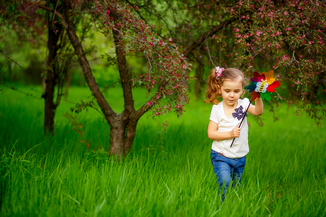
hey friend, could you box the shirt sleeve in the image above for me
[243,98,250,109]
[209,105,220,124]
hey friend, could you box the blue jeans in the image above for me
[211,149,246,201]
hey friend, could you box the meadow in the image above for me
[0,85,325,216]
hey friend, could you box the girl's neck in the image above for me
[222,100,238,117]
[222,100,238,109]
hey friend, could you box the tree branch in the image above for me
[183,18,236,58]
[112,11,135,114]
[132,80,168,120]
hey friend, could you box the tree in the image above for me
[128,0,326,122]
[33,0,192,160]
[0,0,90,134]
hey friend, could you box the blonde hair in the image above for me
[205,68,245,104]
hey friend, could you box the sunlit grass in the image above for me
[1,85,325,216]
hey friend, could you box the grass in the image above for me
[0,84,326,216]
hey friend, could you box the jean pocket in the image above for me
[239,155,246,166]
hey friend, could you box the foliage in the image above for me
[89,0,192,116]
[130,0,326,122]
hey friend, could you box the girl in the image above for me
[206,67,264,201]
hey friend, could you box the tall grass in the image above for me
[1,85,325,216]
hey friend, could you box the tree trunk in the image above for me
[43,14,62,135]
[64,70,72,100]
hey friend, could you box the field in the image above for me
[1,85,326,216]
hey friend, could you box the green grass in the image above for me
[0,84,326,216]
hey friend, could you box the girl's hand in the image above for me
[230,127,240,138]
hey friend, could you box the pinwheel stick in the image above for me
[230,102,251,147]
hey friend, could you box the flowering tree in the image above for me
[130,0,326,122]
[32,0,191,159]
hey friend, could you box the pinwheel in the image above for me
[230,70,281,147]
[244,70,281,102]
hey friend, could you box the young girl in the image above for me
[206,67,264,201]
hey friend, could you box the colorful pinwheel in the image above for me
[245,70,281,102]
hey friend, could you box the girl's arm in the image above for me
[248,97,264,116]
[207,120,240,141]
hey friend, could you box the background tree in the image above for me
[127,0,326,122]
[0,0,92,134]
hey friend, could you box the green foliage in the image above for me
[1,85,325,216]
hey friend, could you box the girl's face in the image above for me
[219,77,243,107]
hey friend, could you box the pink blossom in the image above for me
[169,38,173,42]
[106,10,110,15]
[147,102,151,106]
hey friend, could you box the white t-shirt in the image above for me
[209,98,250,158]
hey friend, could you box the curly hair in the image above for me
[205,68,245,104]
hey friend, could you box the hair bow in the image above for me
[215,66,224,79]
